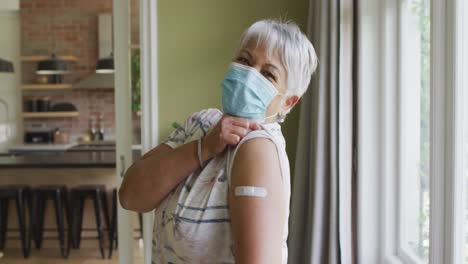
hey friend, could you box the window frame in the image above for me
[379,0,428,262]
[429,0,464,263]
[461,0,468,260]
[113,0,136,263]
[357,0,464,263]
[139,0,159,263]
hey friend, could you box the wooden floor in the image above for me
[0,240,144,264]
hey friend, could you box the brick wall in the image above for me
[22,89,117,140]
[20,0,139,142]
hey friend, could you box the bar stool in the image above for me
[0,185,31,258]
[32,185,69,258]
[70,185,110,259]
[108,189,117,258]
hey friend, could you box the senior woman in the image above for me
[119,19,317,263]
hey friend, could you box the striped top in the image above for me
[151,108,291,264]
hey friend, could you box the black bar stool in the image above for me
[0,185,31,258]
[32,185,69,258]
[70,185,110,259]
[108,189,117,258]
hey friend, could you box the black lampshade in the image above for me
[36,54,70,75]
[0,58,14,73]
[96,53,114,74]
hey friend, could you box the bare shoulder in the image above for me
[232,137,281,185]
[236,137,277,161]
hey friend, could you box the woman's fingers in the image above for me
[210,115,262,149]
[249,121,261,131]
[228,126,249,139]
[230,118,250,129]
[222,133,241,145]
[230,116,261,131]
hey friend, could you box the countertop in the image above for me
[9,143,78,152]
[0,149,142,169]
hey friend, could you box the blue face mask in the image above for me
[221,62,283,123]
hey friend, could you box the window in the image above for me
[399,0,430,262]
[356,0,468,263]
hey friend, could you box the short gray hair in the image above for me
[236,19,318,98]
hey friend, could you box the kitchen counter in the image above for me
[9,143,78,152]
[0,150,141,168]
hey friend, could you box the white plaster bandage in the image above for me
[234,186,268,198]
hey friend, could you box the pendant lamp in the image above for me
[36,5,70,79]
[36,54,70,75]
[96,53,114,74]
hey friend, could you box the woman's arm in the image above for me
[119,140,206,212]
[229,138,285,264]
[119,115,261,213]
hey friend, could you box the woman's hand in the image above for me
[202,115,261,160]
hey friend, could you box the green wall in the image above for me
[157,0,309,173]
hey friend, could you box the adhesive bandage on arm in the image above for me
[234,186,268,198]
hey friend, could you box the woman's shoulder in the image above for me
[226,130,284,187]
[239,122,284,146]
[230,123,285,165]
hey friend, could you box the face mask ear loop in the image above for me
[262,93,287,123]
[263,113,277,121]
[262,112,286,123]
